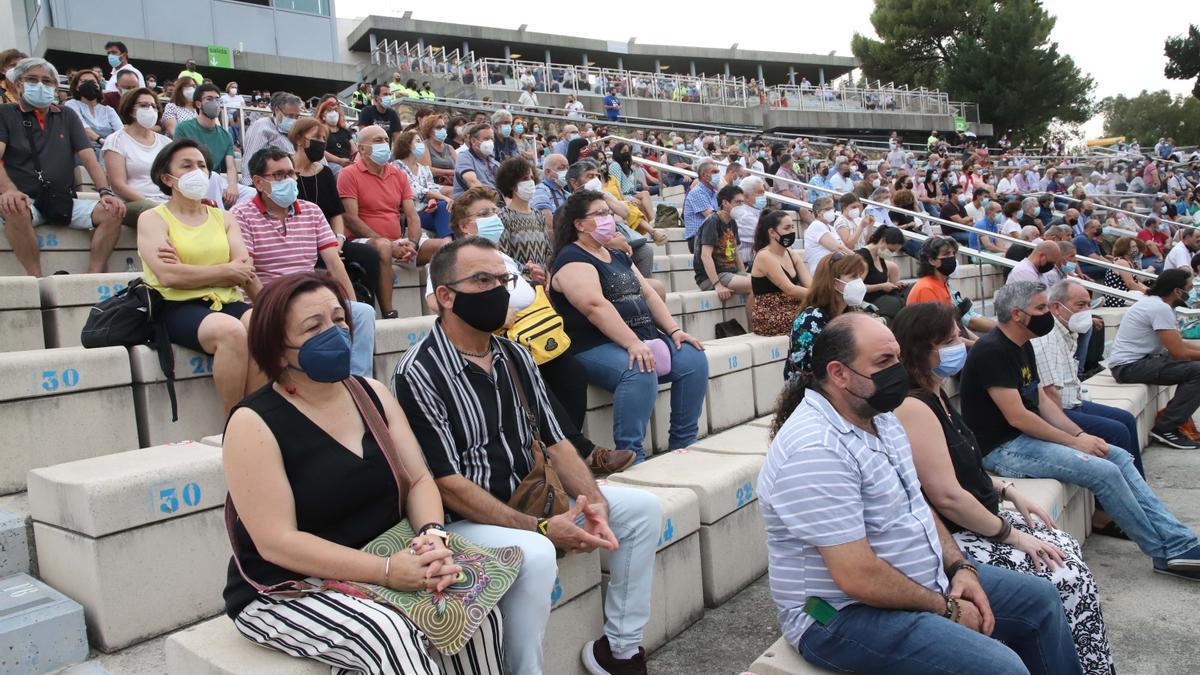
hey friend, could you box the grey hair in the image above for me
[1020,196,1039,211]
[994,281,1046,324]
[11,57,58,85]
[566,159,598,185]
[1020,225,1040,241]
[696,159,715,175]
[1046,224,1072,239]
[490,109,513,124]
[1057,240,1076,256]
[270,92,301,111]
[870,187,890,201]
[739,175,766,194]
[1048,278,1084,305]
[812,196,834,213]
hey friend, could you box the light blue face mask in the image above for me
[556,169,569,185]
[513,124,524,135]
[268,177,299,208]
[499,124,512,137]
[279,116,296,133]
[22,82,55,109]
[754,195,768,209]
[370,142,391,165]
[434,128,447,142]
[932,342,967,378]
[106,53,121,68]
[475,214,505,243]
[980,198,990,207]
[709,173,721,188]
[381,96,394,107]
[992,213,1004,224]
[412,143,426,160]
[1063,262,1077,275]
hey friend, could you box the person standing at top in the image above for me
[603,87,622,122]
[177,59,203,86]
[104,40,143,90]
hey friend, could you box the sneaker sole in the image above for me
[1166,559,1200,571]
[1153,566,1200,581]
[1149,432,1199,449]
[580,640,611,675]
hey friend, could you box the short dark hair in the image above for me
[752,209,790,252]
[248,146,292,178]
[772,315,860,437]
[892,302,959,394]
[116,87,158,125]
[494,156,534,199]
[917,236,958,277]
[717,185,743,210]
[428,235,500,291]
[150,138,212,196]
[553,190,606,260]
[248,271,352,382]
[193,82,221,102]
[467,122,491,140]
[972,187,989,200]
[374,83,390,96]
[104,41,127,55]
[868,225,905,246]
[1147,268,1192,299]
[1002,200,1022,218]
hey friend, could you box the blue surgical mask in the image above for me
[992,213,1004,224]
[709,173,720,188]
[412,142,426,159]
[1063,262,1077,275]
[22,82,55,109]
[290,325,352,383]
[381,96,394,107]
[434,128,448,142]
[556,169,568,185]
[475,214,505,243]
[932,342,967,378]
[370,142,392,165]
[513,124,524,135]
[499,124,512,137]
[106,53,121,68]
[268,178,299,208]
[754,195,768,209]
[980,198,990,207]
[279,116,295,133]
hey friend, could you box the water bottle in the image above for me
[125,257,136,273]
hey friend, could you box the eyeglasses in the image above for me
[20,76,56,87]
[469,208,498,219]
[585,209,614,219]
[444,272,518,291]
[259,170,298,181]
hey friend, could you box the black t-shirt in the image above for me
[296,165,345,222]
[960,329,1041,455]
[910,390,1000,534]
[856,248,889,302]
[357,105,402,136]
[1004,244,1031,264]
[939,201,964,222]
[326,127,352,159]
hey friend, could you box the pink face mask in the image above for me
[590,215,617,245]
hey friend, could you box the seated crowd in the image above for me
[5,48,1200,675]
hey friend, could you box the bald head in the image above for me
[1031,240,1061,269]
[543,153,568,175]
[813,313,901,420]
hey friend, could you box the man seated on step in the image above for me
[0,57,124,276]
[693,184,752,301]
[960,280,1200,580]
[393,236,661,675]
[231,147,375,380]
[172,83,255,208]
[759,312,1084,674]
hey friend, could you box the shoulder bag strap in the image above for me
[343,376,411,505]
[498,340,540,438]
[21,115,45,182]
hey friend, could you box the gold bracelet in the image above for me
[383,555,391,586]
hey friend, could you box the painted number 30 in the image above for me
[159,483,202,514]
[41,368,80,392]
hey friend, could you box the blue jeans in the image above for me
[573,341,709,460]
[446,485,660,674]
[418,200,452,238]
[901,238,922,258]
[1064,400,1143,476]
[798,563,1082,674]
[982,434,1198,560]
[348,301,376,378]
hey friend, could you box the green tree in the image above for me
[1101,90,1200,146]
[851,0,1094,139]
[1164,24,1200,99]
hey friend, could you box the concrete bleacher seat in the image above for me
[38,273,140,348]
[697,341,755,431]
[0,572,90,675]
[1091,305,1127,345]
[664,227,689,256]
[28,441,228,651]
[0,346,138,495]
[373,314,436,382]
[668,253,698,293]
[129,344,224,447]
[597,482,703,653]
[610,449,766,607]
[677,291,726,341]
[651,255,673,291]
[747,636,834,674]
[691,423,771,457]
[0,277,44,352]
[545,550,604,675]
[0,226,140,276]
[705,333,789,417]
[389,264,427,319]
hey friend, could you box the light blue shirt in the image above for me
[683,182,719,239]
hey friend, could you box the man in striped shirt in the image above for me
[759,313,1082,674]
[233,147,375,377]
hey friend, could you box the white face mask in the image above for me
[182,87,195,100]
[323,111,339,126]
[583,177,603,192]
[1066,309,1093,334]
[839,278,867,306]
[846,207,862,220]
[515,180,536,201]
[135,107,158,129]
[820,210,836,224]
[173,168,209,201]
[478,139,495,156]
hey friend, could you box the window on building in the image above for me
[273,0,330,15]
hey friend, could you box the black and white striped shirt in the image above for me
[392,320,565,521]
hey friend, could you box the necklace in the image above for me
[456,345,492,358]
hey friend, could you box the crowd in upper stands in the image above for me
[4,38,1200,675]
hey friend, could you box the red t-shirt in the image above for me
[336,160,413,240]
[1137,228,1168,252]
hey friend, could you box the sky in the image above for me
[338,0,1195,136]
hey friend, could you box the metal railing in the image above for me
[764,84,954,118]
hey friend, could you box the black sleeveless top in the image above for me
[551,243,656,355]
[223,377,401,618]
[856,248,891,303]
[909,389,1000,534]
[751,252,801,295]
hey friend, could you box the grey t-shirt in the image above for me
[0,102,90,196]
[1107,296,1178,367]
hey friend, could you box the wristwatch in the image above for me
[536,517,550,536]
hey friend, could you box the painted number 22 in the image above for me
[158,482,202,514]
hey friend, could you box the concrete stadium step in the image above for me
[609,450,766,608]
[676,290,735,341]
[0,493,34,578]
[704,334,789,418]
[698,341,755,431]
[129,345,224,447]
[0,227,140,277]
[596,482,704,653]
[28,441,227,652]
[388,264,429,319]
[747,636,834,674]
[668,254,698,292]
[0,573,90,675]
[0,277,44,352]
[691,423,771,457]
[0,346,138,495]
[38,273,141,348]
[652,255,673,292]
[373,314,436,385]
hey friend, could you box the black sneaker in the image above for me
[382,310,399,319]
[1149,429,1200,449]
[582,636,646,675]
[1154,558,1200,580]
[1166,544,1200,571]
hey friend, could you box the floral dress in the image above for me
[784,307,829,379]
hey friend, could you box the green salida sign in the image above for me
[207,45,233,69]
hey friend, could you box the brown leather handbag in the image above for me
[499,342,569,518]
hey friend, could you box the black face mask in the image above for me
[777,231,797,248]
[451,285,510,333]
[1036,260,1056,274]
[1023,310,1055,337]
[937,257,957,277]
[304,140,327,163]
[846,362,911,414]
[77,81,100,100]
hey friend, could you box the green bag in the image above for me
[654,203,681,229]
[1182,319,1200,340]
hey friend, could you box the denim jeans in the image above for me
[446,485,660,674]
[982,434,1198,560]
[418,200,452,238]
[573,341,709,460]
[348,301,376,378]
[1110,354,1200,433]
[798,562,1082,674]
[901,238,922,258]
[1064,400,1143,476]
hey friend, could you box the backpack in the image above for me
[80,278,178,421]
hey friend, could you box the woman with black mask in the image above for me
[905,236,996,346]
[65,69,122,165]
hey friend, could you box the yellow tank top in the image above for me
[141,204,245,308]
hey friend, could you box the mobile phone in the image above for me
[802,596,838,625]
